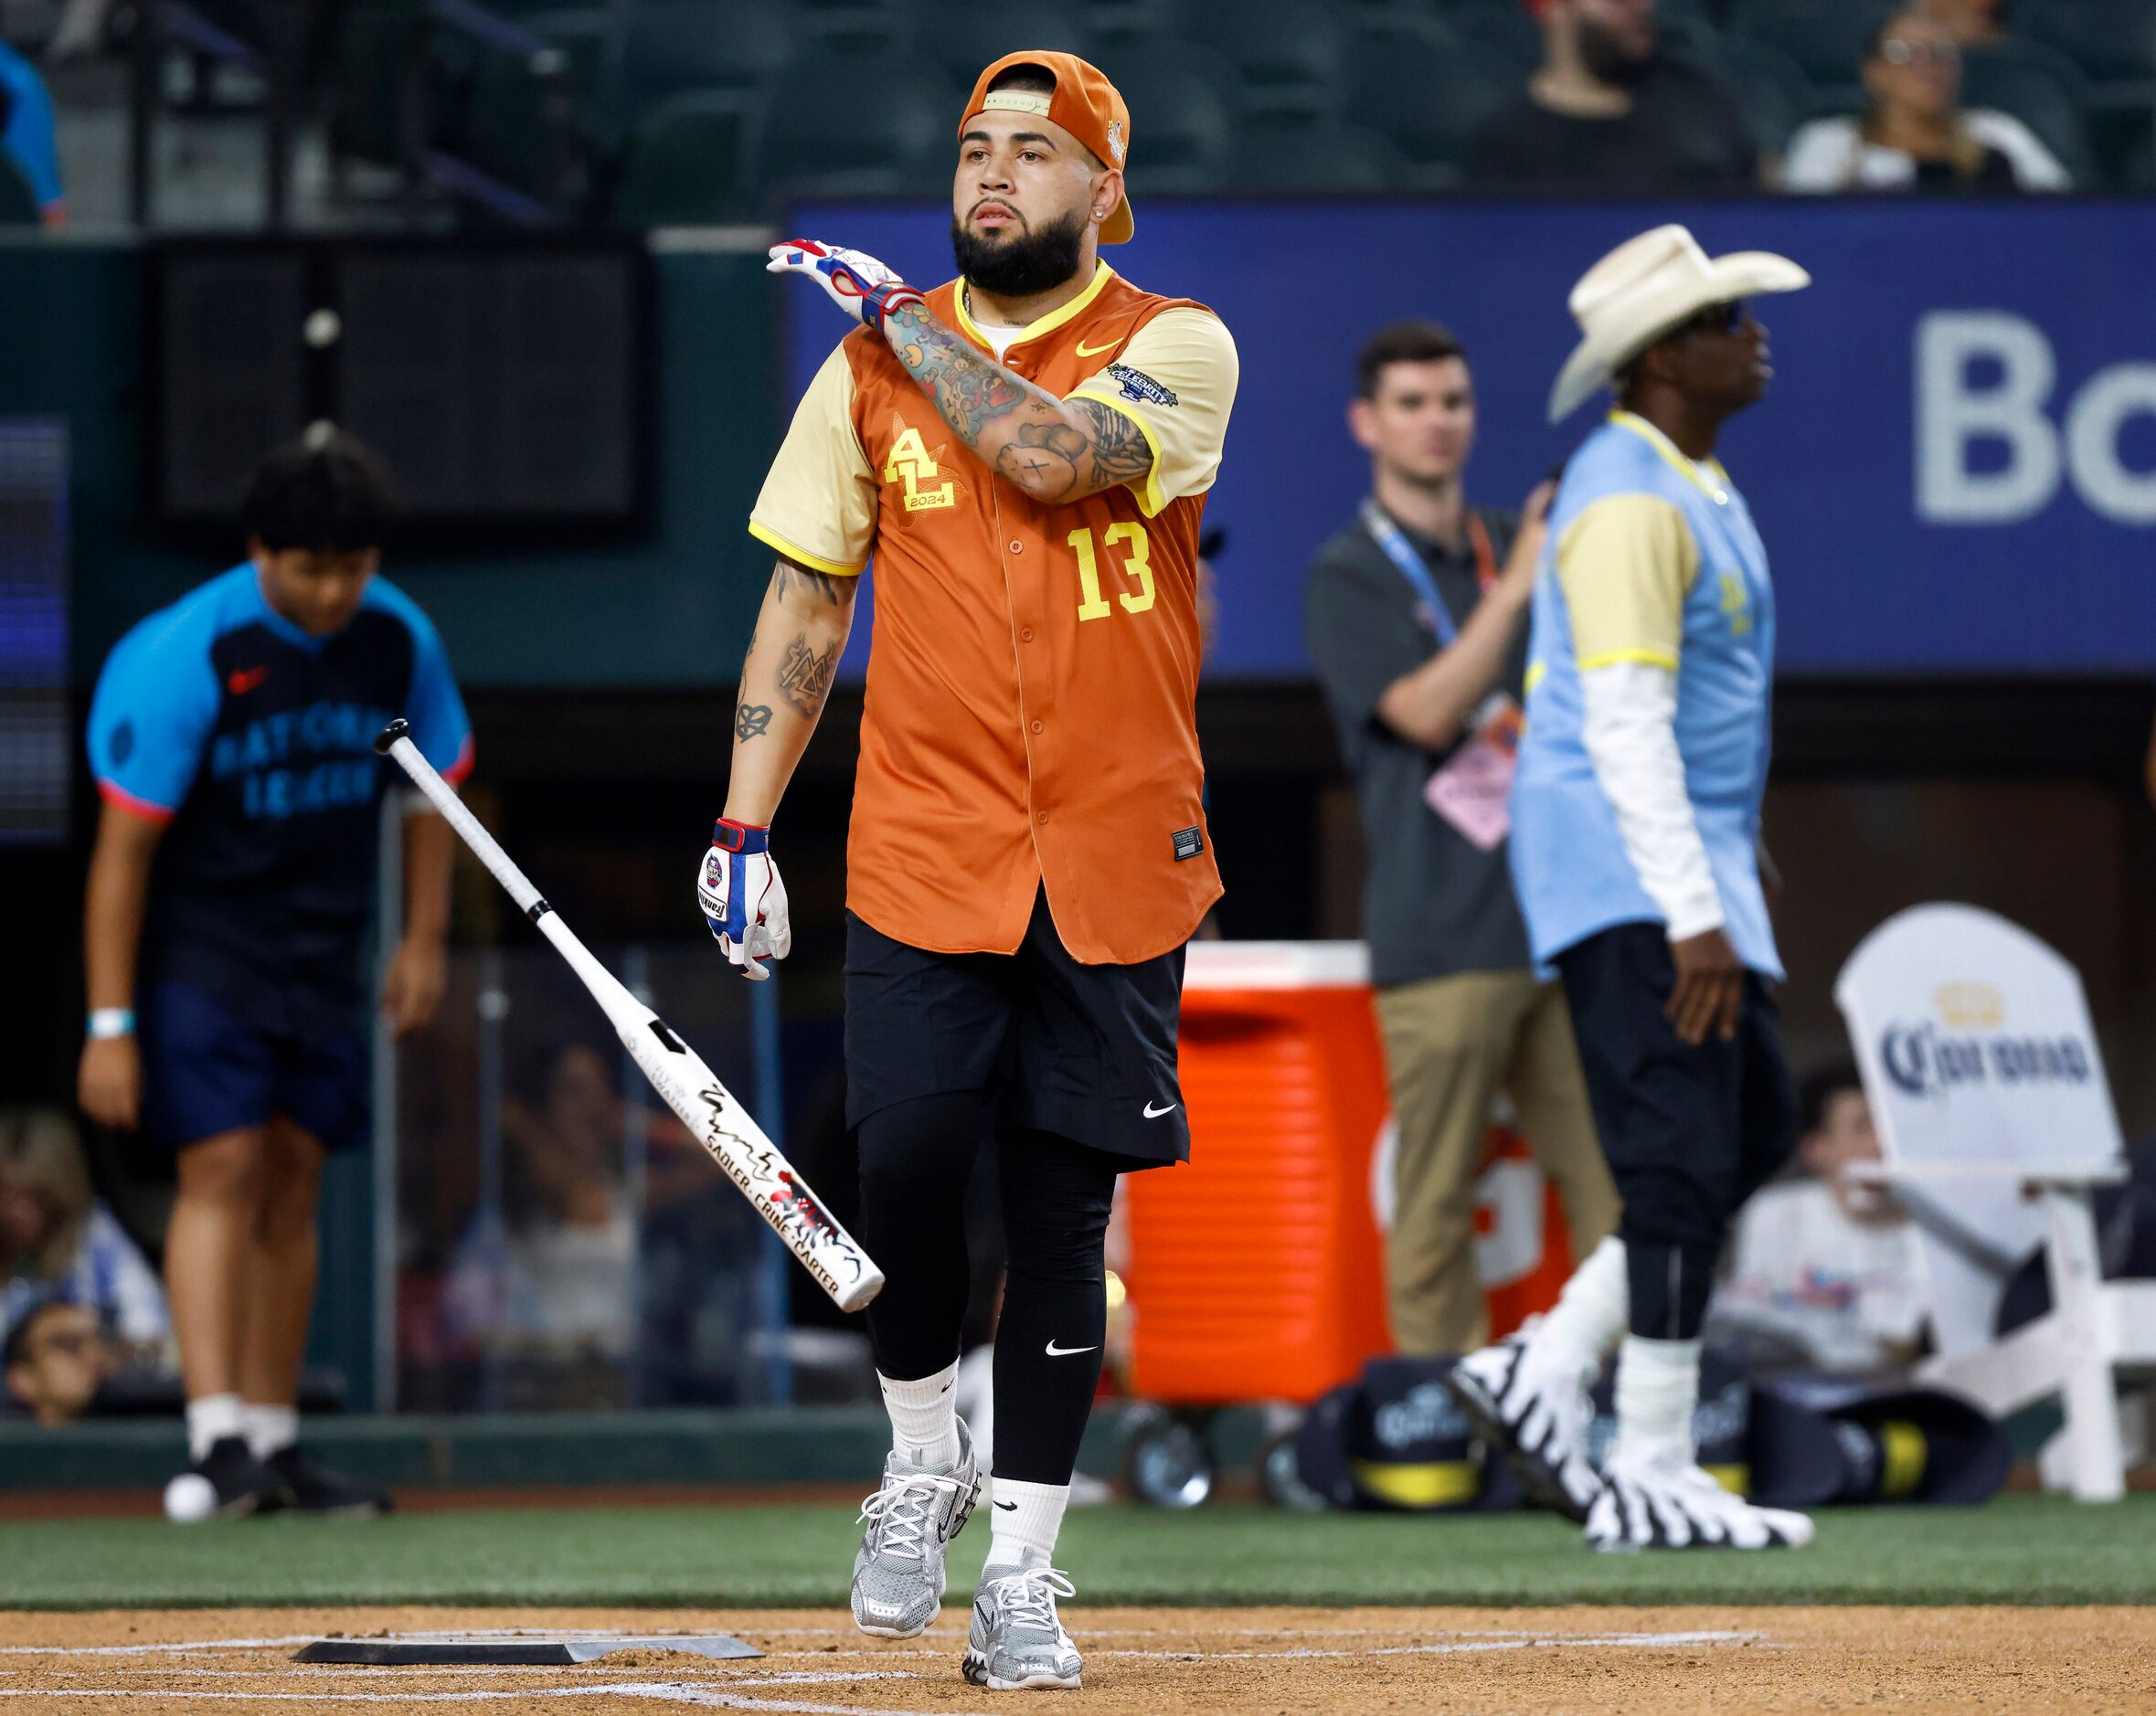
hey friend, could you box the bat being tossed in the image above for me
[374,719,882,1312]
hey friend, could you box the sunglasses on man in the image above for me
[1674,299,1750,338]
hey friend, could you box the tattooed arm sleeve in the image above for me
[722,556,857,828]
[883,301,1167,507]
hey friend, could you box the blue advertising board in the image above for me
[787,200,2156,678]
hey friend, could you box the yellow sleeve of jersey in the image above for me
[1067,307,1238,519]
[1556,494,1702,671]
[748,343,877,577]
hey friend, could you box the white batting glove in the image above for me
[697,818,791,982]
[766,238,926,334]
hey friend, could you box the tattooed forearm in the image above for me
[1068,397,1153,482]
[883,301,1154,505]
[774,632,839,721]
[736,703,772,741]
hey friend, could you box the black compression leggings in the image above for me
[855,1090,1119,1486]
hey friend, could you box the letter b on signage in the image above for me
[1917,312,2156,524]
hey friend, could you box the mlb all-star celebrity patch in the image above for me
[1109,365,1178,408]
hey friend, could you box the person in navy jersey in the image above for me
[79,430,470,1520]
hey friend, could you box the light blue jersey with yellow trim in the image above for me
[1510,413,1780,978]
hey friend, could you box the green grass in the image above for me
[3,1494,2151,1610]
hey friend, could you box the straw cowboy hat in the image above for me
[1547,225,1810,423]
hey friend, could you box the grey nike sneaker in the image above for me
[964,1563,1082,1691]
[849,1419,981,1638]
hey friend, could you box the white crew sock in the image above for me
[985,1477,1067,1572]
[1610,1335,1702,1469]
[879,1362,961,1469]
[1531,1235,1629,1383]
[185,1393,247,1463]
[243,1404,299,1461]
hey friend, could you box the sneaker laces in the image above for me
[856,1472,957,1562]
[983,1565,1077,1634]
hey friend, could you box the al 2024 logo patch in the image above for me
[1109,365,1177,408]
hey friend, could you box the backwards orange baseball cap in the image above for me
[961,51,1133,244]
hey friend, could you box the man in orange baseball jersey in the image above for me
[694,52,1237,1690]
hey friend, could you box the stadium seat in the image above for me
[929,1,1095,90]
[1729,0,1875,97]
[616,0,800,113]
[1960,40,2099,187]
[1231,113,1411,191]
[762,48,961,196]
[1097,58,1235,191]
[1446,0,1543,74]
[1344,23,1518,179]
[2021,0,2156,84]
[1697,34,1816,160]
[1185,0,1350,111]
[611,90,767,225]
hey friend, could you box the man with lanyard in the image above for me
[1449,225,1816,1552]
[1305,320,1615,1362]
[80,431,470,1519]
[696,53,1236,1689]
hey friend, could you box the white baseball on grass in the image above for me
[164,1473,217,1524]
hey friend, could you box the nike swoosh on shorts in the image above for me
[1045,1340,1099,1357]
[1143,1101,1177,1118]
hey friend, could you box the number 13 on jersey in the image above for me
[1068,524,1154,621]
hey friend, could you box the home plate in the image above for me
[293,1629,765,1666]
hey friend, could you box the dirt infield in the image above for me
[2,1605,2151,1713]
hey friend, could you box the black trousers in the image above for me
[1555,923,1798,1341]
[845,895,1184,1487]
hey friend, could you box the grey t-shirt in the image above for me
[1303,505,1534,990]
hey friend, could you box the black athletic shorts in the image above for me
[843,891,1191,1167]
[1553,921,1798,1234]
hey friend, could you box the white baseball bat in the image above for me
[374,718,883,1313]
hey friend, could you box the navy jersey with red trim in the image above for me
[86,564,472,1027]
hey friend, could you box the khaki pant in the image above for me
[1374,969,1620,1357]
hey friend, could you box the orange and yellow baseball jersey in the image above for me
[749,261,1238,965]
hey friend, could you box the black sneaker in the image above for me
[264,1446,393,1518]
[182,1435,293,1520]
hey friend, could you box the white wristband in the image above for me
[87,1008,135,1040]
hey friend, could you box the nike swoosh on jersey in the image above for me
[226,666,271,695]
[1142,1100,1178,1118]
[1045,1340,1099,1357]
[1075,334,1121,357]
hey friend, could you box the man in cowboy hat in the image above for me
[1445,225,1817,1552]
[706,51,1236,1688]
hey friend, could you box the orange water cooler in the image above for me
[1125,941,1577,1414]
[1126,942,1394,1405]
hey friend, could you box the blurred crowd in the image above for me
[0,0,2122,232]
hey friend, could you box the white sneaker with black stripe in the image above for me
[1445,1330,1603,1522]
[1586,1455,1813,1552]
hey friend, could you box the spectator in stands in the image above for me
[1,1107,170,1364]
[1920,0,2009,49]
[1305,321,1619,1358]
[1783,10,2068,194]
[1463,0,1757,193]
[3,1298,112,1425]
[1709,1063,1926,1372]
[0,41,65,226]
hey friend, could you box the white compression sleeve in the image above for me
[1577,661,1723,940]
